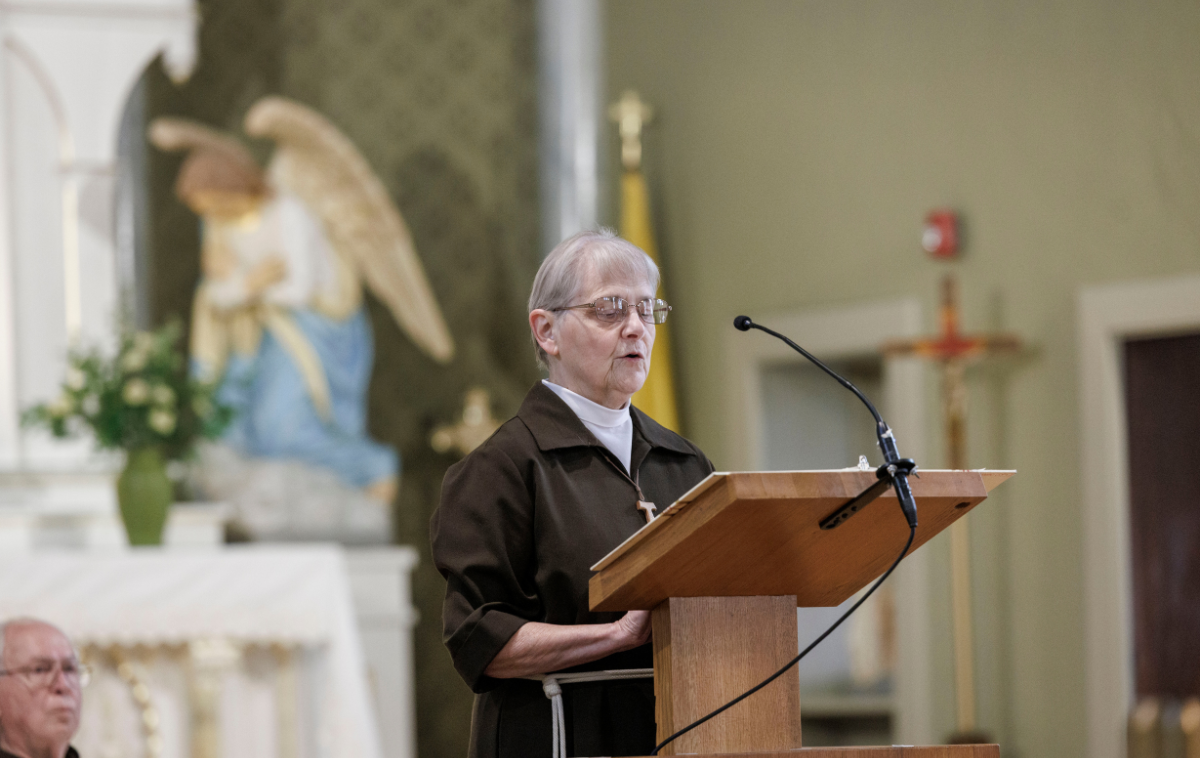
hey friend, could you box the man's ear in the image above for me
[529,310,559,358]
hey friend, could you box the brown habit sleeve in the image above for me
[431,442,537,693]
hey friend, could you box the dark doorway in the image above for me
[1124,333,1200,698]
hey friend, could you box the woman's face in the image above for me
[533,268,657,409]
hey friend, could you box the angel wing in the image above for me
[243,96,455,364]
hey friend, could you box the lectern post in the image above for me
[652,595,801,754]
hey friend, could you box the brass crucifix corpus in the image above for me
[882,274,1020,739]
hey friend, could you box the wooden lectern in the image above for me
[589,469,1014,758]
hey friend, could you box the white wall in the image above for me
[0,0,196,471]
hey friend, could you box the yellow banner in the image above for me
[622,170,680,432]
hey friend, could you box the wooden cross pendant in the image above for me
[636,500,658,523]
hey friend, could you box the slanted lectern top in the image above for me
[587,468,1013,757]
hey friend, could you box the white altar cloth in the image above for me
[0,545,382,758]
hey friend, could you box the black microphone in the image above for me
[733,315,919,529]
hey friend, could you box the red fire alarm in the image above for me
[922,209,959,259]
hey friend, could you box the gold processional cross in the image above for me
[609,89,653,171]
[882,274,1020,740]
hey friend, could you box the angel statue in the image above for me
[149,96,454,542]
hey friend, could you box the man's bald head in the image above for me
[0,619,82,758]
[0,618,43,667]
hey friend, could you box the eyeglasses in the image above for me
[0,660,91,689]
[552,296,672,325]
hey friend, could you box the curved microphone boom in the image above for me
[733,314,919,529]
[647,315,923,755]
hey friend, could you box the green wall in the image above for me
[144,1,539,756]
[606,1,1200,756]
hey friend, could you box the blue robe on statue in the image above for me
[212,306,398,489]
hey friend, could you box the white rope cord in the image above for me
[527,668,655,758]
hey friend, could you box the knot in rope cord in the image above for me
[525,668,654,758]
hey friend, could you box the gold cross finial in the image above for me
[608,90,654,170]
[431,388,501,457]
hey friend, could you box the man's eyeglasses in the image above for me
[0,660,91,689]
[552,296,672,325]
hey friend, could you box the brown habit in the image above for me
[431,382,714,758]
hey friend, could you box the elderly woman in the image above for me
[431,229,715,757]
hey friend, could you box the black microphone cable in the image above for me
[650,524,916,755]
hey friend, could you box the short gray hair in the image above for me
[528,228,660,369]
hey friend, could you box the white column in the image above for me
[0,31,17,469]
[538,0,603,257]
[0,0,196,470]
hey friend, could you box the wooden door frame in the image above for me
[722,296,932,744]
[1077,274,1200,758]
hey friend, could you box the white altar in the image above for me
[0,544,418,758]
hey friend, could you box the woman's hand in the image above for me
[483,611,654,679]
[613,610,652,649]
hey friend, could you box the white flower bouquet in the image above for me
[23,321,231,460]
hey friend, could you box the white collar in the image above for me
[541,380,631,429]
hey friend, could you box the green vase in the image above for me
[117,447,172,546]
